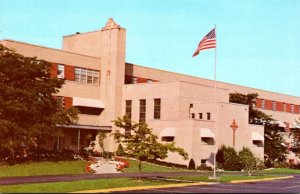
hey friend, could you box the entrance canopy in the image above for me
[252,132,264,141]
[73,97,105,109]
[291,122,300,129]
[200,128,215,138]
[57,124,112,131]
[160,128,176,137]
[274,120,286,128]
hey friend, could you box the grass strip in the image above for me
[0,178,173,193]
[124,159,187,173]
[0,160,86,177]
[171,174,281,183]
[263,168,300,174]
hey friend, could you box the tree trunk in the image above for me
[138,160,142,180]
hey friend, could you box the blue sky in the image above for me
[1,0,300,96]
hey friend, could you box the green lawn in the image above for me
[0,174,285,193]
[0,159,185,178]
[1,159,298,193]
[263,168,300,174]
[0,160,86,177]
[0,178,172,193]
[124,159,187,173]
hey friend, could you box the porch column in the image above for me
[77,129,81,151]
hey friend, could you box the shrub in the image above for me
[188,159,196,170]
[197,164,212,171]
[116,144,125,156]
[216,145,241,171]
[239,147,264,176]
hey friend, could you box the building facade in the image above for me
[1,18,300,167]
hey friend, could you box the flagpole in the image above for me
[213,24,218,179]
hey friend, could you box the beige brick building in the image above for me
[1,18,299,168]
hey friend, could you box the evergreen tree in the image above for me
[290,119,300,158]
[216,145,241,171]
[264,123,288,167]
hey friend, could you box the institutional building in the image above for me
[1,18,300,168]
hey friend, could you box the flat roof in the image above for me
[1,39,102,60]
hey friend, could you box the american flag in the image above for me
[192,28,216,57]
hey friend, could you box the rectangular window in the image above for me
[56,96,65,109]
[147,79,152,83]
[139,99,146,123]
[207,112,211,120]
[57,64,65,79]
[199,113,203,119]
[283,103,286,112]
[191,113,195,119]
[154,98,161,119]
[272,101,277,111]
[253,140,263,147]
[291,104,295,113]
[201,159,207,166]
[262,99,266,109]
[75,67,100,85]
[132,77,137,84]
[161,137,174,142]
[75,68,81,82]
[125,100,132,120]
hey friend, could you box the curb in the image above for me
[230,175,294,183]
[71,182,216,193]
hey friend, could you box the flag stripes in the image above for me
[192,28,216,57]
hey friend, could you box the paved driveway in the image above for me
[113,175,300,193]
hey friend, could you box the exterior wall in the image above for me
[125,63,300,112]
[249,124,264,159]
[61,19,127,152]
[178,81,229,120]
[123,81,181,121]
[123,81,264,166]
[192,102,264,160]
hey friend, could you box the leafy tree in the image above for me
[239,147,264,176]
[0,44,78,155]
[229,92,272,124]
[264,123,288,167]
[97,131,108,158]
[112,115,188,179]
[216,145,241,171]
[290,119,300,157]
[229,92,288,167]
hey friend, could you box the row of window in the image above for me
[125,75,157,84]
[125,98,161,122]
[57,64,100,85]
[75,67,100,84]
[260,99,300,114]
[131,77,153,84]
[191,112,211,120]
